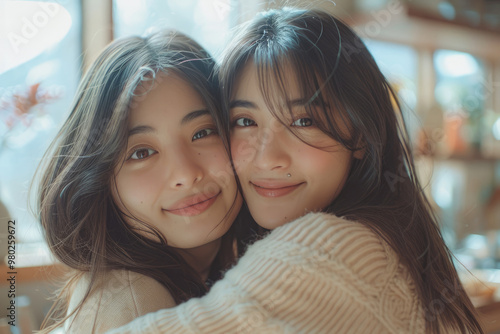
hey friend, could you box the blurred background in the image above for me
[0,0,500,332]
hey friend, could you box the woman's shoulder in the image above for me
[72,269,176,305]
[267,212,389,248]
[65,269,175,333]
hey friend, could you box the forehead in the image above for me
[233,61,302,100]
[129,73,205,123]
[132,72,187,103]
[232,60,331,110]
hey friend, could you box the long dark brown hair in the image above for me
[218,8,482,333]
[34,30,243,332]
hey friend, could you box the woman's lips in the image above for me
[250,181,303,198]
[164,191,221,217]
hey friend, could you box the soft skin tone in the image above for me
[113,73,241,279]
[230,63,357,230]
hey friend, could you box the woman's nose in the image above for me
[252,127,291,172]
[166,148,204,189]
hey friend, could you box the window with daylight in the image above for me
[434,49,486,149]
[0,0,82,266]
[113,0,238,59]
[364,39,420,142]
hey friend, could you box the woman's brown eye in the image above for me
[129,148,156,160]
[137,149,148,159]
[234,118,256,127]
[192,128,216,140]
[291,118,313,127]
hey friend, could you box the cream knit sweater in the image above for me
[107,212,427,333]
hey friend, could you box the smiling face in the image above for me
[230,62,355,230]
[113,73,241,249]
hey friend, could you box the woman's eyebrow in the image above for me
[288,97,329,108]
[181,109,210,125]
[128,125,155,137]
[229,100,256,109]
[127,110,209,138]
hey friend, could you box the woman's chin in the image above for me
[252,211,297,230]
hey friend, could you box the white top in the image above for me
[65,269,175,333]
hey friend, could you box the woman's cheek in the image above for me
[231,138,256,175]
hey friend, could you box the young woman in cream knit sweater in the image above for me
[107,8,482,334]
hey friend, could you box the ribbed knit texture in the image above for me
[106,212,426,333]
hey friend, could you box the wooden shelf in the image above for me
[345,3,500,61]
[406,3,500,35]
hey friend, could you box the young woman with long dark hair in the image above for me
[35,30,245,333]
[108,7,482,334]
